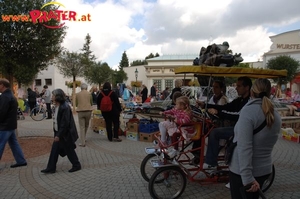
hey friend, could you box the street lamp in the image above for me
[134,68,139,94]
[135,68,138,82]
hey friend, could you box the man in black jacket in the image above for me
[150,82,157,100]
[0,78,27,168]
[192,76,252,168]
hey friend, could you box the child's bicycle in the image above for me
[140,109,275,199]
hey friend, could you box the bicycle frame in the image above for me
[146,115,230,184]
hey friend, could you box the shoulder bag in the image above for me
[224,119,267,165]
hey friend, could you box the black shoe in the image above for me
[113,138,122,142]
[68,166,81,173]
[41,169,56,173]
[10,162,27,168]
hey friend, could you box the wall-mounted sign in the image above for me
[277,44,300,50]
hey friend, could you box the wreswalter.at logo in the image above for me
[1,1,91,29]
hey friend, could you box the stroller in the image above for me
[17,107,25,120]
[17,98,26,120]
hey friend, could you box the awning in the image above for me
[174,66,287,78]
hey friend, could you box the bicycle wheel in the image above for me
[261,164,275,192]
[30,107,46,121]
[148,166,187,199]
[141,154,164,182]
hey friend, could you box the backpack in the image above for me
[100,91,113,112]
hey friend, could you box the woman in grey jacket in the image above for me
[229,79,281,199]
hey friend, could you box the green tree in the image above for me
[0,0,67,85]
[81,33,96,77]
[85,62,113,88]
[114,69,128,85]
[130,60,147,66]
[266,55,299,84]
[130,52,160,66]
[119,51,129,69]
[56,50,84,112]
[145,53,154,59]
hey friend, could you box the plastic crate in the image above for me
[139,122,159,133]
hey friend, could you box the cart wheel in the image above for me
[140,154,156,182]
[148,166,186,199]
[140,154,164,182]
[261,164,275,192]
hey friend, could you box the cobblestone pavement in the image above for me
[0,115,299,199]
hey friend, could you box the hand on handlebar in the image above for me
[196,100,205,108]
[208,108,218,115]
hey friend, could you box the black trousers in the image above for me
[46,103,52,118]
[102,112,120,141]
[46,139,81,171]
[229,171,270,199]
[28,101,36,115]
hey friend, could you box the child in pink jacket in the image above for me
[159,96,196,147]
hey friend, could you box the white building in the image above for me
[123,54,197,92]
[34,64,89,95]
[263,29,300,92]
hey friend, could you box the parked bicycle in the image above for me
[30,98,55,121]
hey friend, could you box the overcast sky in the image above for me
[58,0,300,69]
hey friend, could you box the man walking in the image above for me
[42,85,52,119]
[76,83,93,147]
[0,78,27,168]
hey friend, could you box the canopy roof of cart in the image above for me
[174,66,287,78]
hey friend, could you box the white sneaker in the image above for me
[225,183,230,189]
[203,163,217,169]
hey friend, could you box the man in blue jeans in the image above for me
[192,76,252,168]
[0,78,27,168]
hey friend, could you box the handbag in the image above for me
[224,119,267,165]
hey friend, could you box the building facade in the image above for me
[263,29,300,93]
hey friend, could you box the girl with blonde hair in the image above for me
[159,96,196,157]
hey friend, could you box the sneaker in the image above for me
[225,183,230,189]
[202,163,217,169]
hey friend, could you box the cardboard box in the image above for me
[126,131,139,141]
[127,122,139,132]
[92,110,102,118]
[92,117,106,128]
[281,128,300,143]
[98,127,107,136]
[139,132,159,142]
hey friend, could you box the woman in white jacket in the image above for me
[229,78,281,199]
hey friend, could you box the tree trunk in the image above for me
[72,76,76,113]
